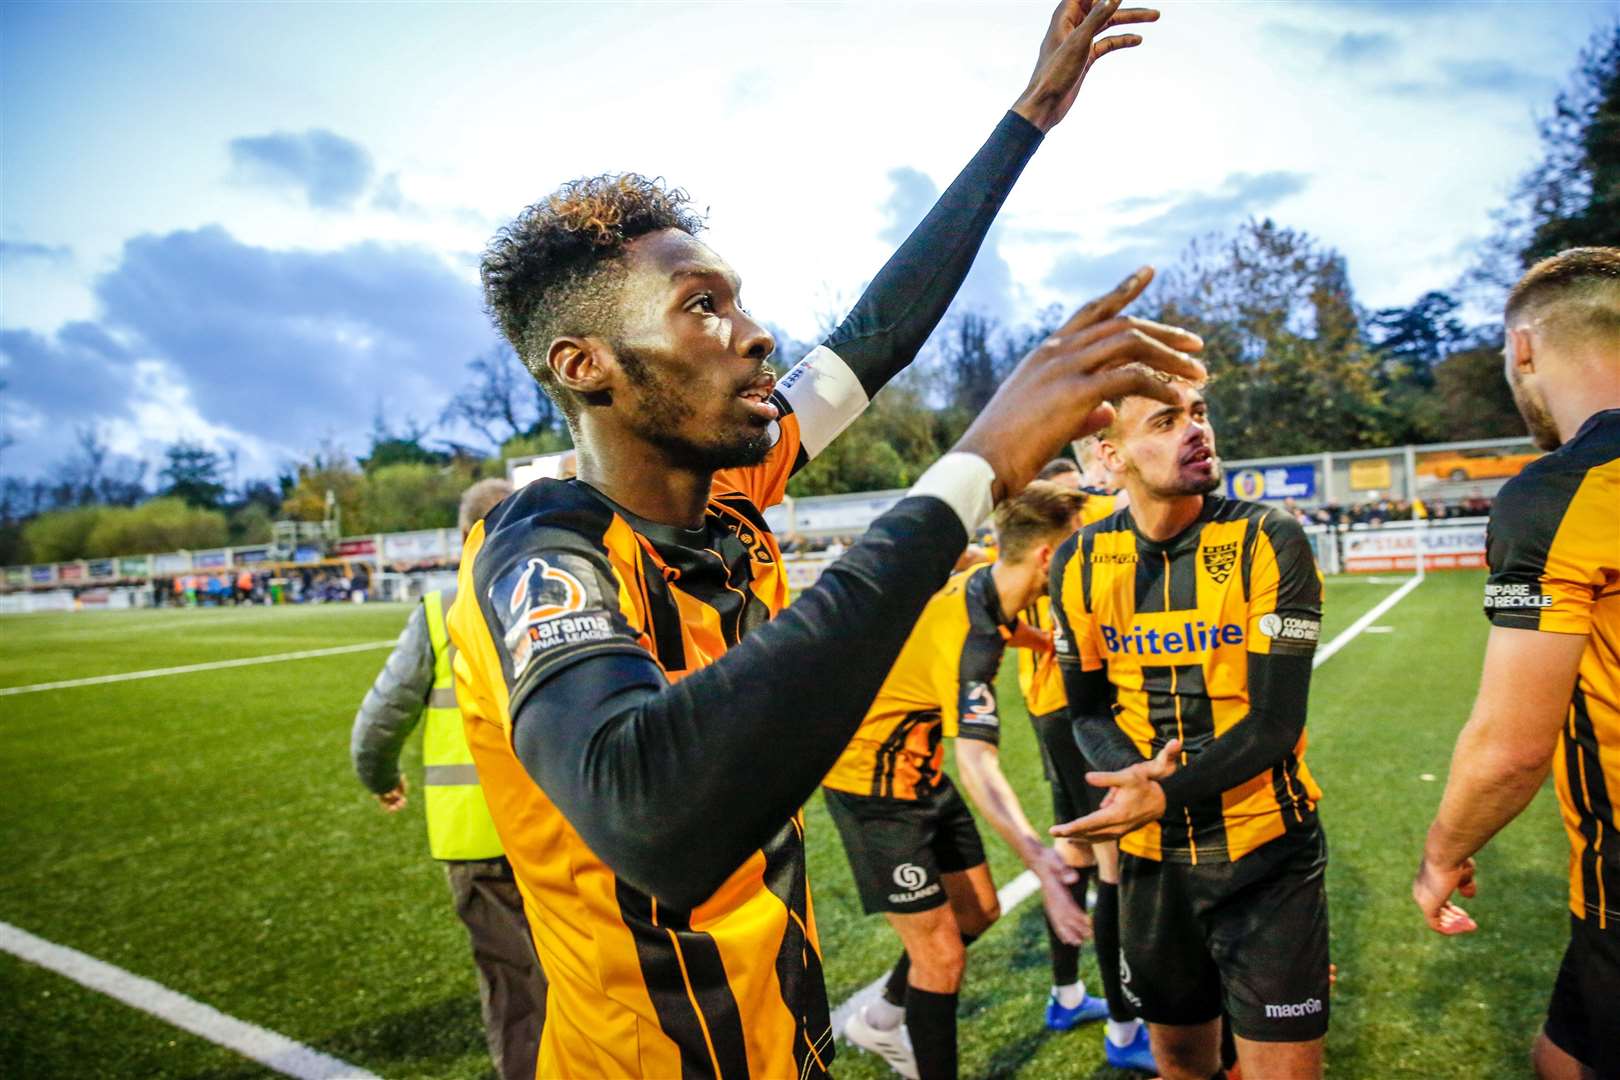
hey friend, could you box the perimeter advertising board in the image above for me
[1226,464,1316,502]
[153,553,190,574]
[1341,520,1488,572]
[382,530,449,564]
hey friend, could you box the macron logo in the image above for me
[1264,997,1323,1019]
[1100,621,1244,656]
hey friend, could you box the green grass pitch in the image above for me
[0,571,1570,1078]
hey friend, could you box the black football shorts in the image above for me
[823,777,987,915]
[1029,709,1104,823]
[1118,825,1331,1042]
[1543,911,1620,1076]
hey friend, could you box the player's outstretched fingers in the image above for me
[1106,7,1161,26]
[1090,33,1144,62]
[1055,266,1155,334]
[1436,902,1478,936]
[1070,314,1203,355]
[1095,357,1206,404]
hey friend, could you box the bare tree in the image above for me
[441,344,562,451]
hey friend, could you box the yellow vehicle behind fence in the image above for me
[1417,448,1542,483]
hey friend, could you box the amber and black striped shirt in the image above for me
[1051,497,1325,864]
[1484,409,1620,928]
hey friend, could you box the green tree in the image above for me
[788,379,943,497]
[85,499,228,556]
[281,443,367,532]
[358,463,462,534]
[1432,346,1526,442]
[159,441,227,508]
[1520,21,1620,265]
[22,506,103,562]
[228,502,275,545]
[1148,219,1394,459]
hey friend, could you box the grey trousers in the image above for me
[445,857,548,1080]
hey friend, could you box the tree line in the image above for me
[3,21,1614,568]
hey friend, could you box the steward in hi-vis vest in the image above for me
[351,478,548,1080]
[419,588,502,860]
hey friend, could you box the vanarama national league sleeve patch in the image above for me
[956,680,1002,744]
[488,550,638,691]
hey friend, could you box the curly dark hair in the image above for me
[481,174,705,423]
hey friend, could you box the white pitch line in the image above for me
[0,920,379,1080]
[0,640,396,697]
[830,573,1424,1043]
[1311,574,1423,667]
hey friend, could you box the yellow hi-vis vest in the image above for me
[421,589,504,861]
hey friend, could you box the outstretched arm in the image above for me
[778,0,1160,461]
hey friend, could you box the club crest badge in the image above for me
[1202,541,1240,585]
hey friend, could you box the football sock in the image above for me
[865,996,905,1031]
[1045,871,1092,987]
[1053,981,1086,1009]
[1093,881,1133,1024]
[905,986,959,1080]
[1221,1014,1238,1069]
[882,952,911,1007]
[1105,1018,1141,1047]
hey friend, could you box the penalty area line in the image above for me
[0,919,379,1080]
[830,573,1423,1042]
[0,640,397,697]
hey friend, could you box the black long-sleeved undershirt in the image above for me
[512,496,968,910]
[820,110,1042,399]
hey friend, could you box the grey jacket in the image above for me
[349,586,454,794]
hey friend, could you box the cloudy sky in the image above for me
[2,0,1612,483]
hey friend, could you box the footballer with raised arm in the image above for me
[1049,379,1330,1080]
[827,481,1091,1080]
[443,2,1207,1076]
[1414,248,1620,1080]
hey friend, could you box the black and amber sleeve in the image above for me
[947,570,1015,746]
[478,478,988,911]
[1483,467,1604,635]
[1157,511,1323,813]
[1049,532,1145,774]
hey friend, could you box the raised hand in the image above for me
[1013,0,1161,132]
[954,267,1204,502]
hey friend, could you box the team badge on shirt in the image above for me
[494,554,616,682]
[1202,541,1240,584]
